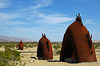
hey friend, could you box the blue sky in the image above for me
[0,0,100,41]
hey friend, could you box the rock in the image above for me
[30,59,34,62]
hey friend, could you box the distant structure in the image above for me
[16,40,23,50]
[60,13,97,63]
[37,33,53,60]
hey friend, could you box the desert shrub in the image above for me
[53,45,60,50]
[0,44,2,47]
[5,46,20,61]
[28,44,33,48]
[0,46,26,66]
[24,44,28,48]
[52,42,62,45]
[93,43,100,49]
[53,45,61,55]
[56,50,61,55]
[32,43,38,47]
[5,44,15,48]
[0,42,18,48]
[23,42,38,48]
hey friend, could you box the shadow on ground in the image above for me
[30,57,37,59]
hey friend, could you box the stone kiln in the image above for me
[16,40,23,50]
[37,33,53,60]
[60,13,97,63]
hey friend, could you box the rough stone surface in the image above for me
[60,14,97,63]
[16,40,23,50]
[37,34,53,60]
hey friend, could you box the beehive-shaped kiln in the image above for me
[17,40,23,50]
[37,33,53,60]
[60,13,97,62]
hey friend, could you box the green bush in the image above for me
[23,42,38,48]
[0,42,38,48]
[24,44,28,48]
[56,50,61,55]
[93,43,100,49]
[0,46,25,66]
[0,42,18,48]
[28,44,33,48]
[53,45,60,50]
[0,44,2,47]
[53,45,61,55]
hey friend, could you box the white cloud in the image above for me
[0,0,9,8]
[84,19,100,24]
[0,2,7,8]
[35,0,53,8]
[4,21,29,25]
[36,13,74,24]
[0,12,27,25]
[0,12,22,21]
[13,27,45,36]
[84,19,93,24]
[23,0,53,10]
[0,0,74,25]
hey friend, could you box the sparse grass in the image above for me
[28,44,33,48]
[53,43,61,55]
[0,42,39,66]
[0,46,26,66]
[24,43,28,48]
[0,42,99,63]
[53,45,60,50]
[0,44,2,47]
[0,42,18,48]
[56,50,61,55]
[0,42,38,48]
[52,42,100,55]
[23,42,38,48]
[93,43,100,49]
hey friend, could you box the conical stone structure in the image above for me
[37,33,53,60]
[60,13,97,63]
[16,40,23,50]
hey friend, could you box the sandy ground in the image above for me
[20,47,100,66]
[0,47,100,66]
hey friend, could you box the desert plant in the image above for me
[24,44,28,48]
[53,45,60,50]
[53,45,61,55]
[0,46,26,66]
[56,50,61,55]
[28,44,33,48]
[93,43,100,49]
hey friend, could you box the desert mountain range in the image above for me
[0,35,33,42]
[0,35,100,43]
